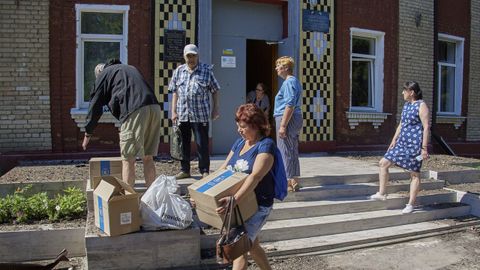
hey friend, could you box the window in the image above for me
[437,34,464,116]
[350,28,384,112]
[75,4,129,109]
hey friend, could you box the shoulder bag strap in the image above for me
[219,197,235,236]
[234,202,245,226]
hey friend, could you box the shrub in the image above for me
[0,185,86,224]
[0,197,11,224]
[49,187,86,221]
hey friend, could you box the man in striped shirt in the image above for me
[169,44,220,179]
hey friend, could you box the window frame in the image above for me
[437,33,464,116]
[349,28,385,113]
[75,4,129,109]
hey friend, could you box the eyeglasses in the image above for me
[256,88,264,92]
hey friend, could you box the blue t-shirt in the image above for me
[273,76,303,117]
[226,137,275,207]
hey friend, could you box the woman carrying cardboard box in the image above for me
[215,103,280,270]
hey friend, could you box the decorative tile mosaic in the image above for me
[300,0,334,142]
[154,0,196,143]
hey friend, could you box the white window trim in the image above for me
[74,4,129,110]
[349,27,385,113]
[437,33,464,116]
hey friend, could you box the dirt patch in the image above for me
[3,154,478,184]
[343,153,480,172]
[0,158,186,184]
[0,218,85,232]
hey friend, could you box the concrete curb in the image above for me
[444,187,480,216]
[0,227,85,262]
[431,170,480,184]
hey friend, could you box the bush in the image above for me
[0,185,86,224]
[48,187,86,221]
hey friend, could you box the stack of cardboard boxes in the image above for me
[89,157,123,190]
[89,157,141,236]
[89,158,259,235]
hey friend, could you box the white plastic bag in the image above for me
[140,175,193,230]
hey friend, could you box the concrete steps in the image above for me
[200,194,466,249]
[260,204,470,242]
[269,192,455,220]
[261,216,480,257]
[299,171,430,187]
[283,179,445,202]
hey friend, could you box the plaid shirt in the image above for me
[169,63,220,123]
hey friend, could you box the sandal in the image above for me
[291,182,301,192]
[288,179,301,192]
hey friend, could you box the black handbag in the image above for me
[216,197,252,264]
[170,123,184,160]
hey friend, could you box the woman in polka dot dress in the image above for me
[370,81,431,214]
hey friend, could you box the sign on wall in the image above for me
[164,29,186,62]
[302,9,329,32]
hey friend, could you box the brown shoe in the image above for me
[292,182,301,191]
[175,171,191,179]
[288,179,301,192]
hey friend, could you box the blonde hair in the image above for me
[276,56,294,74]
[94,63,105,78]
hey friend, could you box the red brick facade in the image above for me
[435,0,470,142]
[334,0,399,147]
[49,0,153,153]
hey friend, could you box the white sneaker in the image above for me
[370,192,387,201]
[402,204,414,214]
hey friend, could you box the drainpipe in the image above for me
[431,0,438,134]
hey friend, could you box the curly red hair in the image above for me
[235,103,270,136]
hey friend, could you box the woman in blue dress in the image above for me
[370,81,431,214]
[216,103,277,270]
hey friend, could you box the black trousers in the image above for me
[179,121,210,174]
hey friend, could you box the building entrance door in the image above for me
[211,35,246,154]
[210,0,284,154]
[246,39,278,141]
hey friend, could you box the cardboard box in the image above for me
[91,174,122,191]
[188,169,258,229]
[89,157,123,189]
[93,176,141,236]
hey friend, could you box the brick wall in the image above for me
[435,0,470,141]
[397,0,434,122]
[335,0,398,146]
[0,0,52,152]
[467,1,480,141]
[50,0,153,152]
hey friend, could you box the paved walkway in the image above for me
[206,153,404,178]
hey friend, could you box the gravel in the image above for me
[0,158,184,184]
